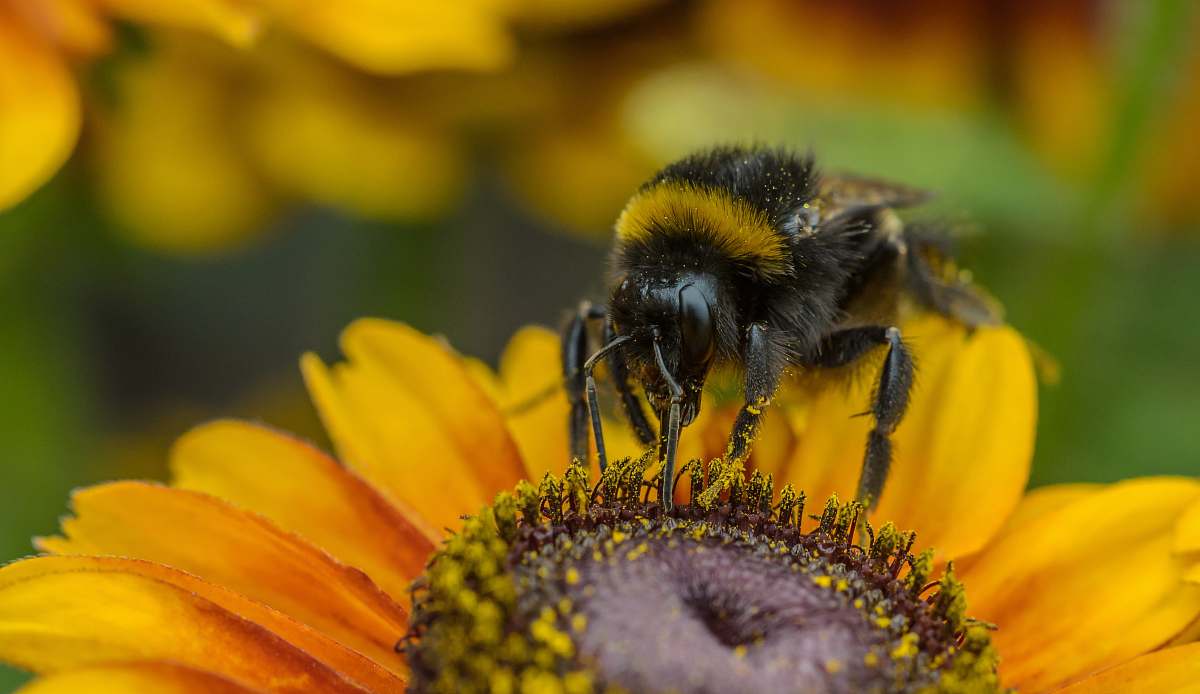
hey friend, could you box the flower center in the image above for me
[404,458,1000,694]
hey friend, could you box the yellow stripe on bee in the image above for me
[615,182,792,279]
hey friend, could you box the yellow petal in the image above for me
[780,315,960,522]
[1175,497,1200,554]
[781,314,1036,560]
[1055,642,1200,694]
[97,0,262,46]
[0,12,80,210]
[243,45,465,221]
[17,662,257,694]
[491,325,572,481]
[961,477,1200,692]
[264,0,514,74]
[302,320,525,531]
[0,558,370,692]
[91,32,275,253]
[889,322,1036,558]
[954,483,1102,575]
[171,419,439,602]
[37,482,409,676]
[986,483,1103,535]
[6,556,402,691]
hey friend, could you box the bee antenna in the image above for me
[651,336,684,401]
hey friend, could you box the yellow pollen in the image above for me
[824,659,843,674]
[734,645,748,659]
[891,633,920,660]
[864,652,879,667]
[565,567,581,585]
[812,575,833,588]
[612,530,627,543]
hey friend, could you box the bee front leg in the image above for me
[725,322,785,465]
[808,326,915,508]
[604,318,656,447]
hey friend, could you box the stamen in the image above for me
[404,459,1001,694]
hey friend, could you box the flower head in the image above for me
[0,318,1197,692]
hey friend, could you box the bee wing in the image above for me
[815,173,933,219]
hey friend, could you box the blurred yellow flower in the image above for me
[90,33,277,252]
[6,0,1198,247]
[696,0,987,112]
[242,43,466,222]
[0,0,523,222]
[0,1,94,209]
[0,319,1196,692]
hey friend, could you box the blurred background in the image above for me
[1,1,1198,687]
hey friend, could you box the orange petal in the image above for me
[1054,642,1200,694]
[0,558,370,692]
[37,482,409,677]
[266,0,514,74]
[17,662,258,694]
[170,419,438,602]
[6,556,401,691]
[302,320,526,531]
[0,11,80,210]
[961,477,1200,692]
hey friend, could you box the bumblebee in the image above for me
[562,145,1000,508]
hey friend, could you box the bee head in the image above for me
[610,271,722,426]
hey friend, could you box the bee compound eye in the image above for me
[678,284,715,365]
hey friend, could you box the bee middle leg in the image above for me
[724,322,786,465]
[807,326,915,508]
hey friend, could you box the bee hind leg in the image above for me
[807,326,915,508]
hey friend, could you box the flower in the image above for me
[0,0,524,218]
[0,318,1197,692]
